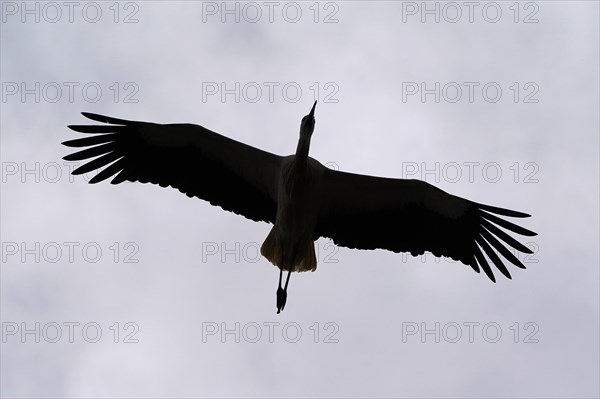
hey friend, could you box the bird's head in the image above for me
[300,100,317,137]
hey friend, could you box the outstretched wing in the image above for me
[63,112,282,223]
[314,169,537,281]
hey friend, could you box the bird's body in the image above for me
[263,155,323,273]
[63,102,537,313]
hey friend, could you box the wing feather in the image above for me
[63,112,282,223]
[314,168,536,281]
[63,142,116,161]
[62,134,119,147]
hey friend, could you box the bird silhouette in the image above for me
[63,101,537,313]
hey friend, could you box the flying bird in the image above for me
[63,101,537,313]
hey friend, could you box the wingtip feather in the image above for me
[476,202,532,218]
[480,210,537,237]
[81,112,105,121]
[473,245,496,283]
[80,112,132,125]
[477,236,512,280]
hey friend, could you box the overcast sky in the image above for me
[1,1,599,398]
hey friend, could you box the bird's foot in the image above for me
[276,286,287,314]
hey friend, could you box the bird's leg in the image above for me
[280,266,292,311]
[276,266,286,314]
[283,267,292,292]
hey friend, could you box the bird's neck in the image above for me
[295,134,311,162]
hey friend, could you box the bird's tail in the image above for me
[261,227,317,272]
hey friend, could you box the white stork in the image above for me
[63,101,537,313]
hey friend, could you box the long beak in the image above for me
[309,100,317,118]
